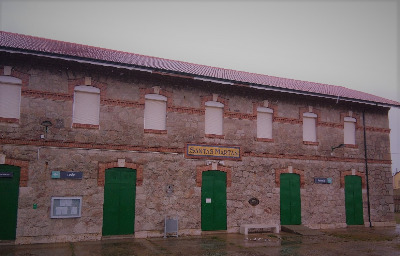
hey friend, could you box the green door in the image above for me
[102,168,136,236]
[201,171,227,231]
[0,165,20,240]
[345,175,364,225]
[280,173,301,225]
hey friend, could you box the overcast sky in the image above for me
[1,0,399,173]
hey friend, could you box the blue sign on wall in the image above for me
[314,177,332,184]
[51,171,83,180]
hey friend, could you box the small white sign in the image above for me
[206,198,211,203]
[118,158,126,167]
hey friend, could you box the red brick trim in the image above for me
[4,158,29,187]
[225,112,255,120]
[275,167,305,188]
[0,117,19,123]
[256,138,274,143]
[201,95,229,115]
[318,122,343,128]
[340,112,361,130]
[72,123,100,129]
[1,138,391,165]
[168,106,204,115]
[196,164,232,187]
[144,129,167,134]
[344,144,358,149]
[340,170,366,189]
[365,127,390,133]
[13,86,393,135]
[0,138,185,154]
[101,98,144,109]
[22,89,72,101]
[274,117,302,125]
[299,107,321,124]
[68,78,107,98]
[303,141,319,146]
[253,102,278,117]
[139,87,173,109]
[98,161,143,186]
[205,134,225,139]
[0,67,30,87]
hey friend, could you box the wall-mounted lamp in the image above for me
[331,143,344,152]
[41,120,52,138]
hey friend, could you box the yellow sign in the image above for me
[185,144,241,160]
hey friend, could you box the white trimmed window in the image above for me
[205,101,224,135]
[72,86,100,126]
[144,94,167,130]
[303,112,317,142]
[344,117,356,145]
[257,107,273,139]
[0,76,22,119]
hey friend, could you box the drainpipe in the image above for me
[363,110,372,227]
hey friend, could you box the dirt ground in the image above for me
[1,226,400,256]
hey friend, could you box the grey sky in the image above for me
[1,0,399,172]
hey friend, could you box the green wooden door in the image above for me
[280,173,301,225]
[102,168,136,236]
[201,171,227,231]
[345,175,364,225]
[0,165,20,240]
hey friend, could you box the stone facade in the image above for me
[0,52,395,244]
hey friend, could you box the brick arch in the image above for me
[196,164,232,187]
[201,94,229,113]
[68,78,107,98]
[275,167,305,188]
[0,66,30,87]
[340,170,366,189]
[98,161,143,186]
[139,87,173,109]
[253,101,278,119]
[299,107,321,124]
[3,158,29,187]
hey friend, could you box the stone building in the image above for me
[0,31,399,244]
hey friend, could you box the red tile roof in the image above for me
[1,31,399,107]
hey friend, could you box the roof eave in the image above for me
[1,46,399,109]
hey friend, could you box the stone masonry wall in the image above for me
[0,54,395,244]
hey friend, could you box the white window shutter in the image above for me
[303,116,316,142]
[73,87,100,125]
[257,111,273,139]
[0,83,21,119]
[205,103,223,135]
[344,120,356,144]
[144,98,167,130]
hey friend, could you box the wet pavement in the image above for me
[1,226,400,256]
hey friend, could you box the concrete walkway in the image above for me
[1,226,400,256]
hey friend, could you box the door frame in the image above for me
[280,173,301,225]
[344,175,364,225]
[0,164,21,240]
[102,167,137,236]
[201,170,227,231]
